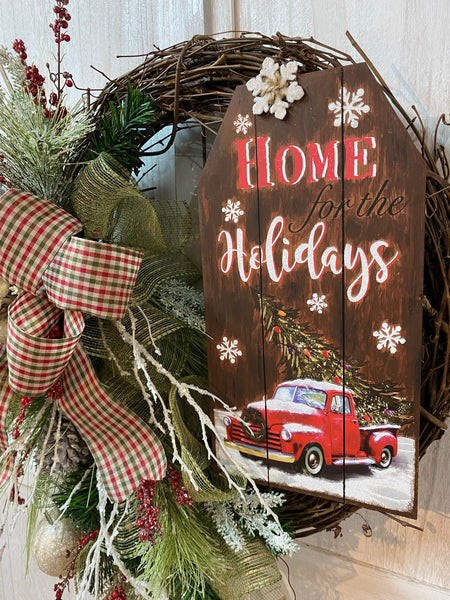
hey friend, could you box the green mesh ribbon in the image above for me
[71,152,165,250]
[82,304,198,394]
[212,538,286,600]
[131,253,200,305]
[169,383,246,502]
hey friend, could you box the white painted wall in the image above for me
[0,1,449,598]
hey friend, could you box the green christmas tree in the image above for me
[257,292,411,427]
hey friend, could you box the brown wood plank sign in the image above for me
[198,62,425,515]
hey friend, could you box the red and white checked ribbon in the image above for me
[0,189,166,502]
[0,350,14,487]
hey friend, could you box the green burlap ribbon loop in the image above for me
[72,152,165,251]
[212,538,286,600]
[168,382,246,502]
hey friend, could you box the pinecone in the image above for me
[37,411,92,475]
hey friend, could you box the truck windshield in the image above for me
[293,388,327,410]
[273,386,296,402]
[273,386,327,410]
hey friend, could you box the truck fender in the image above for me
[285,428,331,464]
[367,430,398,462]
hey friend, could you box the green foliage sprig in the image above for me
[133,481,228,599]
[88,83,157,173]
[0,49,93,207]
[52,466,100,532]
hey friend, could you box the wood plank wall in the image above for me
[0,1,449,598]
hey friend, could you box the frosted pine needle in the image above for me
[156,279,205,331]
[208,490,298,556]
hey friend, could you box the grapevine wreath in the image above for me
[0,11,448,600]
[93,31,450,530]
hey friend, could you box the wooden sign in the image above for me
[198,63,425,515]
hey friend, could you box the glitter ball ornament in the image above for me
[32,518,80,577]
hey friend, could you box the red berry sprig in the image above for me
[9,484,25,505]
[12,39,48,108]
[50,0,72,45]
[136,479,161,545]
[54,529,98,600]
[11,1,74,120]
[12,39,27,64]
[47,380,63,402]
[103,580,127,600]
[11,396,32,440]
[166,464,193,506]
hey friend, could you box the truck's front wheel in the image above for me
[301,444,324,476]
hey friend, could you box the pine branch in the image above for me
[88,83,157,173]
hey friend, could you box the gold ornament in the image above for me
[32,517,80,577]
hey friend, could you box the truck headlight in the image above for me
[223,416,232,427]
[281,429,292,441]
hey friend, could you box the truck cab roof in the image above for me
[277,378,354,395]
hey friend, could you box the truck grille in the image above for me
[230,423,282,452]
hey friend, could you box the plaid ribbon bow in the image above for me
[0,189,166,502]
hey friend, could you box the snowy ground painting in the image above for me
[215,409,416,513]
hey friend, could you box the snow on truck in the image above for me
[223,378,399,475]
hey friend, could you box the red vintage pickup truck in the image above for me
[223,378,399,475]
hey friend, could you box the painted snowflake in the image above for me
[233,113,252,135]
[329,87,370,128]
[217,336,242,364]
[307,293,328,314]
[222,199,244,224]
[373,322,406,354]
[246,57,305,120]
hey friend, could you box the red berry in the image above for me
[65,79,73,87]
[61,20,68,28]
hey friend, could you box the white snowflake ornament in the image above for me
[373,322,406,354]
[222,199,244,224]
[329,87,370,128]
[233,113,252,135]
[246,57,305,120]
[217,336,243,364]
[307,293,328,314]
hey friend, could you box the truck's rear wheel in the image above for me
[377,446,392,469]
[302,444,324,476]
